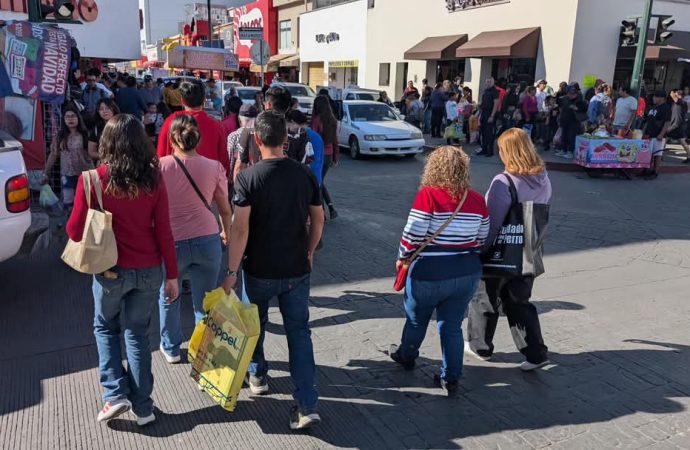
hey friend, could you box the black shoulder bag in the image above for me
[172,155,212,213]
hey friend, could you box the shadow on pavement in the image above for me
[102,339,689,448]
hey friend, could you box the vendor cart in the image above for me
[574,135,653,179]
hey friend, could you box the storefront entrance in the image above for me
[329,61,359,88]
[307,62,325,90]
[436,59,466,83]
[491,58,536,85]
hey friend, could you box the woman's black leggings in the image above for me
[322,154,333,207]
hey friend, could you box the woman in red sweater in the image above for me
[67,114,179,427]
[311,95,339,220]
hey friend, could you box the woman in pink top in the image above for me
[158,115,232,363]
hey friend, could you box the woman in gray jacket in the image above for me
[466,128,552,371]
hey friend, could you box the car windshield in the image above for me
[285,85,316,97]
[357,93,377,101]
[237,89,259,100]
[348,104,398,122]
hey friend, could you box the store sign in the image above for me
[329,60,358,68]
[239,27,264,41]
[446,0,509,12]
[0,21,71,104]
[315,32,340,44]
[179,48,239,71]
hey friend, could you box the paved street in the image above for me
[2,149,690,449]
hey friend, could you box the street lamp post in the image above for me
[630,0,653,98]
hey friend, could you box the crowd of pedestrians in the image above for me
[53,66,351,431]
[396,76,690,179]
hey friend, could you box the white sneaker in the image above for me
[564,152,574,160]
[554,150,566,158]
[520,360,550,372]
[464,341,491,362]
[135,412,156,427]
[96,399,132,422]
[159,344,181,364]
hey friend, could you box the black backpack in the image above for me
[239,128,262,166]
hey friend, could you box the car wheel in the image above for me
[349,136,361,160]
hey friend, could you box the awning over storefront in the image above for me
[456,27,540,59]
[279,54,300,68]
[404,34,469,60]
[250,54,292,73]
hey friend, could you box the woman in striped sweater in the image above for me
[389,146,489,397]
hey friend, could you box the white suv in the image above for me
[0,132,31,263]
[271,82,316,115]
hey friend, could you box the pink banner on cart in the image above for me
[574,137,652,169]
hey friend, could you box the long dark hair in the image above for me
[170,115,201,153]
[312,95,337,143]
[57,106,88,151]
[223,95,243,128]
[94,98,120,129]
[100,114,160,198]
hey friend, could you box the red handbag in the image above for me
[394,191,468,292]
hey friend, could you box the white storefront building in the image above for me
[300,0,690,98]
[298,0,369,90]
[364,0,690,98]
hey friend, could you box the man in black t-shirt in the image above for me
[642,90,672,179]
[478,77,500,157]
[224,111,324,430]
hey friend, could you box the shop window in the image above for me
[279,20,292,50]
[379,63,390,86]
[436,60,465,84]
[491,58,535,85]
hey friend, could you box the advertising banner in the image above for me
[574,136,652,169]
[169,46,239,72]
[0,21,71,104]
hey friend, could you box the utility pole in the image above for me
[630,0,653,98]
[207,0,213,45]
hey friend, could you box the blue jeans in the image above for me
[93,265,163,416]
[398,272,481,382]
[244,273,318,410]
[424,108,432,134]
[159,234,222,356]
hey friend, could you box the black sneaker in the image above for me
[245,374,269,395]
[289,406,321,430]
[434,375,459,398]
[388,344,415,370]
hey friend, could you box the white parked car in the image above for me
[235,86,262,105]
[271,82,316,115]
[338,101,425,159]
[0,132,31,263]
[342,88,380,101]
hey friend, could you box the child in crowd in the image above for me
[143,103,164,144]
[445,92,460,144]
[544,95,560,150]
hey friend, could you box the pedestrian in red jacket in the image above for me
[67,114,178,427]
[157,79,230,174]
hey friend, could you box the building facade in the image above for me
[298,0,369,90]
[363,0,690,99]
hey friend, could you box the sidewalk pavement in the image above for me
[2,154,690,449]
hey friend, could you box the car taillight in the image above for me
[6,174,30,213]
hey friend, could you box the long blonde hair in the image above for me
[421,146,470,198]
[497,128,545,176]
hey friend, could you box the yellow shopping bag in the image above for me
[188,288,260,412]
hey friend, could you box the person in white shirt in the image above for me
[612,85,638,135]
[535,80,549,144]
[445,92,460,144]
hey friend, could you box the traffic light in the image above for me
[656,16,674,44]
[620,19,639,47]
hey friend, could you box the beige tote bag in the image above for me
[61,170,118,274]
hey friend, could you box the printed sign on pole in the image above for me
[239,27,264,41]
